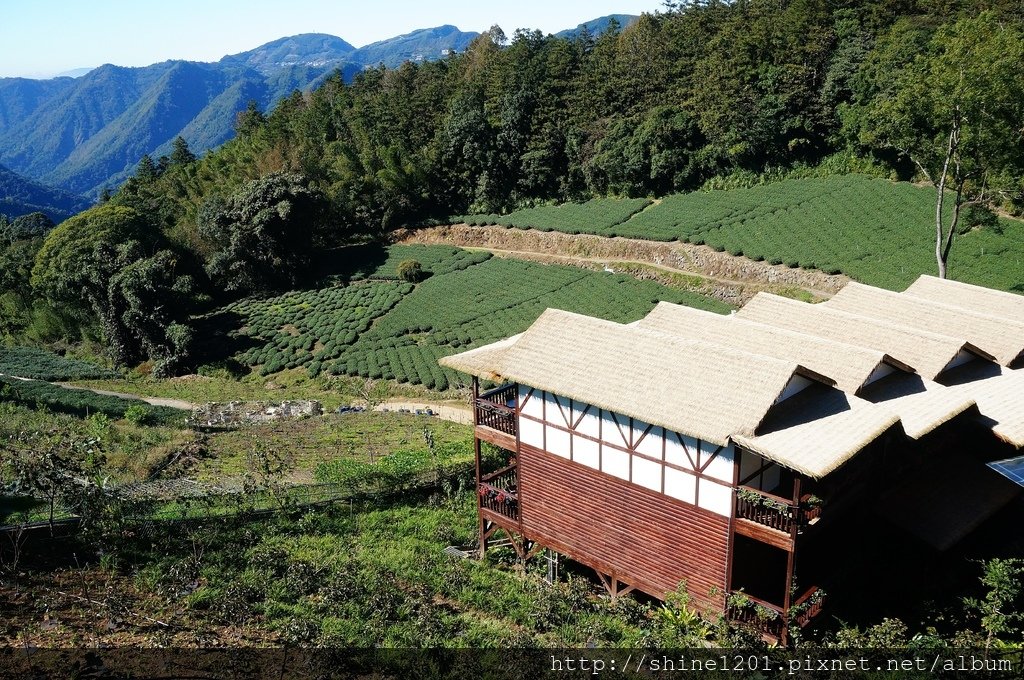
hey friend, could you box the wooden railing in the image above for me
[726,586,825,639]
[735,487,823,533]
[726,592,785,639]
[479,465,518,521]
[791,586,826,628]
[475,383,517,436]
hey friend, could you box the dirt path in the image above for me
[396,224,849,304]
[376,399,473,425]
[0,373,197,411]
[55,382,198,410]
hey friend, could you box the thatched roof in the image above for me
[872,383,977,440]
[438,333,521,382]
[442,308,829,447]
[905,274,1024,320]
[737,292,994,380]
[952,369,1024,447]
[827,282,1024,366]
[734,389,900,479]
[638,302,911,395]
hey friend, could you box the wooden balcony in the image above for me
[726,586,825,641]
[474,383,517,450]
[479,464,518,523]
[734,487,823,548]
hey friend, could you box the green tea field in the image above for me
[222,245,730,390]
[460,176,1024,292]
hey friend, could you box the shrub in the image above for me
[397,259,424,283]
[124,404,151,425]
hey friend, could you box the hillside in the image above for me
[0,26,478,196]
[555,14,640,39]
[0,162,90,221]
[460,176,1024,292]
[350,25,478,67]
[216,244,728,390]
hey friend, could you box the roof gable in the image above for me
[638,301,910,394]
[737,292,993,380]
[826,282,1024,366]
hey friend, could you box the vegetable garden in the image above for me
[460,176,1024,292]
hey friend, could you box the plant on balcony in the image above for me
[727,589,780,622]
[736,487,789,513]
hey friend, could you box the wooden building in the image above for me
[439,275,1024,643]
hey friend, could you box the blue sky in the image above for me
[0,0,665,78]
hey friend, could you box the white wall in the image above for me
[516,386,735,517]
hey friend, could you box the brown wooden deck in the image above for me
[734,486,822,547]
[726,585,825,641]
[479,464,518,523]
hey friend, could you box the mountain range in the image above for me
[0,16,637,218]
[0,162,91,222]
[0,26,479,204]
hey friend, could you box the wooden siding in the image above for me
[518,442,730,611]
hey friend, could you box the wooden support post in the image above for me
[781,476,802,646]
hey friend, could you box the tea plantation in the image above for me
[461,175,1024,292]
[224,246,730,390]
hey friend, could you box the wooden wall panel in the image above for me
[518,442,730,612]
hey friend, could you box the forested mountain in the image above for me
[0,25,478,196]
[350,25,478,67]
[3,1,1023,374]
[555,14,639,39]
[0,162,90,221]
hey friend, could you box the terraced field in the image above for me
[460,175,1024,292]
[224,245,730,390]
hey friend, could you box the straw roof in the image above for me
[734,390,900,478]
[826,282,1024,366]
[442,308,827,446]
[637,301,909,395]
[872,385,977,440]
[953,369,1024,447]
[905,274,1024,320]
[737,292,993,380]
[438,333,521,382]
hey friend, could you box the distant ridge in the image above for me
[0,162,90,222]
[0,14,634,198]
[555,14,640,39]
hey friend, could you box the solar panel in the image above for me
[988,455,1024,487]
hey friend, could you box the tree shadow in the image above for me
[310,242,390,285]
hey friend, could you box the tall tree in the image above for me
[199,173,328,296]
[848,13,1024,278]
[169,136,196,166]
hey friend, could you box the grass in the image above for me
[50,491,672,647]
[461,175,1024,292]
[196,411,472,483]
[72,367,452,408]
[0,401,194,487]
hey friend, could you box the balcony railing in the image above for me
[726,586,825,639]
[791,586,826,628]
[735,487,823,534]
[726,592,785,639]
[475,383,517,437]
[479,464,518,522]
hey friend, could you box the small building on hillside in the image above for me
[439,274,1024,642]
